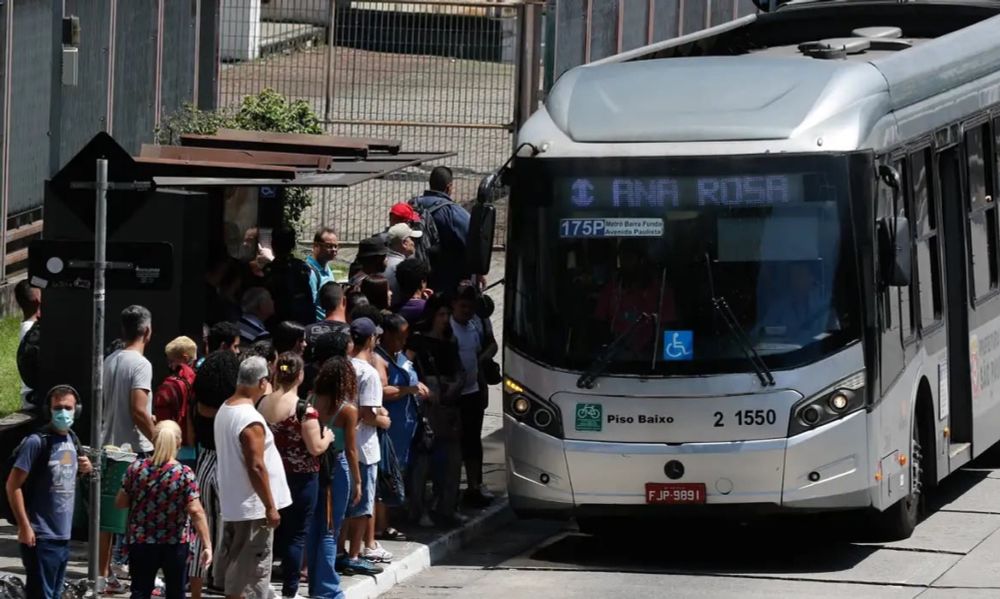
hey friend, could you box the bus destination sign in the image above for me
[559,217,664,238]
[562,174,803,210]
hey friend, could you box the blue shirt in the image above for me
[413,191,471,293]
[306,256,334,323]
[14,433,78,541]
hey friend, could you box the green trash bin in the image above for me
[99,449,135,534]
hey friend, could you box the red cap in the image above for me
[389,202,420,222]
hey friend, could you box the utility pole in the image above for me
[88,158,108,587]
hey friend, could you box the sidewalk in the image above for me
[0,428,511,598]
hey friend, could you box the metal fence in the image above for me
[549,0,760,82]
[218,0,528,245]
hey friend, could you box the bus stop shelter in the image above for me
[33,131,452,445]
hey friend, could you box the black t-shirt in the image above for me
[408,333,462,378]
[192,352,238,451]
[304,320,349,346]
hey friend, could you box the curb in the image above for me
[343,498,514,599]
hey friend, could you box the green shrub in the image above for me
[156,89,322,226]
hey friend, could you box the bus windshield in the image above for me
[505,154,863,376]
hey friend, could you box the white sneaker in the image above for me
[363,542,394,563]
[111,562,129,580]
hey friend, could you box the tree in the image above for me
[156,89,322,226]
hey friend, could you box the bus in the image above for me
[495,1,1000,539]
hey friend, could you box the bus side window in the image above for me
[898,159,916,342]
[877,160,903,337]
[912,148,943,330]
[965,122,998,301]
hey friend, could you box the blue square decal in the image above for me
[663,330,694,361]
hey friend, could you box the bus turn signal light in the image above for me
[504,378,524,394]
[898,454,907,466]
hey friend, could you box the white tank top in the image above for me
[214,401,292,522]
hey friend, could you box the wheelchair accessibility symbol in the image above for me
[663,331,693,361]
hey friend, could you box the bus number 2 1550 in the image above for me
[713,409,777,427]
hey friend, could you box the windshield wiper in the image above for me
[712,297,775,386]
[703,254,775,387]
[577,312,654,389]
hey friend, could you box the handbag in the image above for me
[376,430,406,507]
[413,402,435,454]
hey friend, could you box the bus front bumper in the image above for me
[504,411,872,519]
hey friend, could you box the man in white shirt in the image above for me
[345,318,392,575]
[213,356,292,599]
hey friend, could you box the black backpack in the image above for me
[16,321,40,400]
[408,196,450,260]
[0,429,82,525]
[265,257,316,326]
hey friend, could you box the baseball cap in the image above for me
[387,223,423,244]
[357,236,389,259]
[350,317,383,339]
[390,203,420,222]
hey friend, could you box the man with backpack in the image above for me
[265,226,317,326]
[5,385,92,599]
[409,166,471,295]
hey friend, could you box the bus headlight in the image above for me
[788,373,866,436]
[504,377,563,438]
[511,396,531,415]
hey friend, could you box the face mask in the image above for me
[51,408,74,431]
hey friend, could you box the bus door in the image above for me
[938,144,974,466]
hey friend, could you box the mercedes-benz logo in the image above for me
[664,460,684,480]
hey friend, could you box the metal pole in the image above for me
[88,158,108,586]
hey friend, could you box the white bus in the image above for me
[496,1,1000,538]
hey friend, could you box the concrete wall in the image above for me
[220,0,262,61]
[0,0,212,228]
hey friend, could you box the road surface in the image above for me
[383,444,1000,598]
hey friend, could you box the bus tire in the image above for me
[874,414,925,540]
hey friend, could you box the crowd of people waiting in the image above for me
[5,166,502,599]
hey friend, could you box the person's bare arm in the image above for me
[359,406,391,430]
[301,413,333,457]
[187,498,213,566]
[130,388,156,443]
[239,423,280,527]
[5,468,34,547]
[338,405,363,506]
[115,489,130,509]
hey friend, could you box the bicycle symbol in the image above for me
[663,331,694,361]
[577,404,601,420]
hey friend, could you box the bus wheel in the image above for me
[874,416,924,540]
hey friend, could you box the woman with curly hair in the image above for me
[305,356,361,597]
[188,350,240,599]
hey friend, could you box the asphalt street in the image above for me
[383,444,1000,599]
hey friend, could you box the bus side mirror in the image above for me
[466,173,500,276]
[878,216,911,287]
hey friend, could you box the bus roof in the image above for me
[530,3,1000,154]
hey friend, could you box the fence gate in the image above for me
[218,0,538,245]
